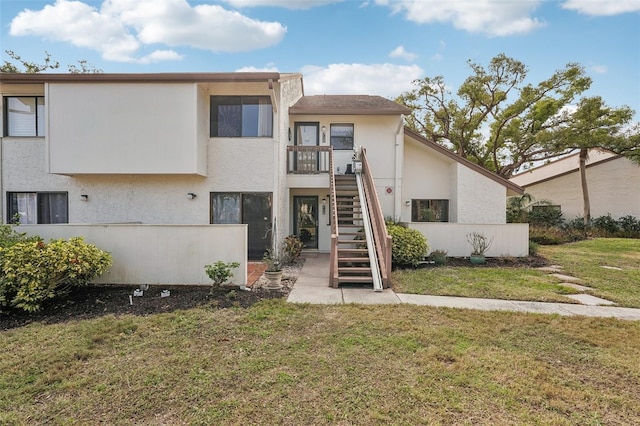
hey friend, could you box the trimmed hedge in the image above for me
[387,223,429,268]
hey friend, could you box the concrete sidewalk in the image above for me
[287,253,640,321]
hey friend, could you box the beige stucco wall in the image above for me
[401,138,507,224]
[18,224,248,286]
[518,157,640,220]
[47,83,206,175]
[409,223,529,257]
[1,77,305,227]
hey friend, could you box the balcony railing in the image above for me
[287,146,331,174]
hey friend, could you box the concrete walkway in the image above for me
[287,253,640,321]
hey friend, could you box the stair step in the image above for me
[340,232,364,236]
[338,267,372,273]
[338,276,374,284]
[338,257,371,264]
[339,247,368,253]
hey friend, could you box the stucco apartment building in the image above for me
[510,149,640,221]
[0,72,527,287]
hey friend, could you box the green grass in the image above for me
[394,238,640,308]
[2,301,640,425]
[393,267,579,303]
[540,238,640,308]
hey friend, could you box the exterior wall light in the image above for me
[80,194,89,202]
[321,125,327,143]
[405,200,411,206]
[187,193,197,200]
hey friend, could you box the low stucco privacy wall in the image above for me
[408,223,529,257]
[17,224,248,286]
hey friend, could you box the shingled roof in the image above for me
[290,95,411,115]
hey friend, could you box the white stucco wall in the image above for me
[519,157,640,220]
[453,163,507,224]
[47,83,205,175]
[287,114,402,218]
[409,223,529,257]
[401,138,507,224]
[18,224,248,285]
[1,77,307,226]
[401,139,452,221]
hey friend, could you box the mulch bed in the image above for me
[0,284,288,331]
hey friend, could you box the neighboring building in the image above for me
[0,72,527,287]
[510,149,640,221]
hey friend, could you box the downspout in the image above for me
[394,119,404,222]
[272,79,281,255]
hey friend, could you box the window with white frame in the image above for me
[4,96,45,137]
[210,96,273,137]
[330,123,354,150]
[411,199,449,222]
[7,192,68,224]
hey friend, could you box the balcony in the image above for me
[287,146,331,174]
[286,146,331,188]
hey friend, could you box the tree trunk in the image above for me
[579,148,591,227]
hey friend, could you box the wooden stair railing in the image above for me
[360,148,392,288]
[329,148,340,287]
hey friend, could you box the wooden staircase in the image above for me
[333,174,374,286]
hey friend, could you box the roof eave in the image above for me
[0,72,283,84]
[404,127,524,195]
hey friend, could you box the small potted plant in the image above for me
[466,232,493,265]
[430,249,448,266]
[263,248,283,289]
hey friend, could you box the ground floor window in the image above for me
[211,192,272,260]
[411,199,449,222]
[7,192,68,224]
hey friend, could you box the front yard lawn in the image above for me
[393,238,640,308]
[2,301,640,425]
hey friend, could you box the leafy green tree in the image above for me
[1,50,101,74]
[397,54,638,179]
[539,96,639,225]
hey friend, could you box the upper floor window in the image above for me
[4,96,45,137]
[330,124,354,150]
[210,96,273,137]
[412,199,449,222]
[7,192,68,224]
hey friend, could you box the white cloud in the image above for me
[9,0,287,63]
[375,0,545,36]
[139,50,183,64]
[221,0,342,9]
[591,65,608,74]
[236,64,280,72]
[562,0,640,15]
[389,45,418,61]
[301,63,423,97]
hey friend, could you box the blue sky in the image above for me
[1,0,639,119]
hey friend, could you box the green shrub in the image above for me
[282,235,303,263]
[386,224,428,268]
[527,206,564,227]
[618,215,640,237]
[0,237,112,312]
[0,222,35,249]
[204,260,240,288]
[529,226,585,245]
[528,240,539,256]
[592,214,620,235]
